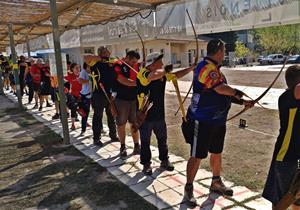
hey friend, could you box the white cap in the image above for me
[145,52,163,67]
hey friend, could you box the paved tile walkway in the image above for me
[4,91,273,210]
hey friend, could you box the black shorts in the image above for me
[262,160,300,206]
[40,83,51,96]
[183,120,226,159]
[33,83,40,92]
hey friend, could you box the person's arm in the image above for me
[113,64,137,86]
[78,71,89,84]
[78,78,89,84]
[117,75,136,87]
[214,84,241,99]
[295,83,300,99]
[196,64,244,100]
[174,65,195,79]
[147,69,165,81]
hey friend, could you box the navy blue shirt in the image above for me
[187,57,231,125]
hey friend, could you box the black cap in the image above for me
[207,39,224,56]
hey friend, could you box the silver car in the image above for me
[260,54,285,65]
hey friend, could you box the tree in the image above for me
[235,41,250,58]
[253,24,300,54]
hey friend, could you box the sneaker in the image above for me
[120,147,127,158]
[33,104,38,109]
[132,145,140,155]
[71,124,76,130]
[142,164,152,176]
[160,160,174,171]
[39,106,43,111]
[93,140,103,147]
[184,184,197,207]
[80,130,85,136]
[210,178,233,196]
[52,113,60,120]
[46,103,52,107]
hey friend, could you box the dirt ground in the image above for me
[181,69,286,89]
[0,101,156,210]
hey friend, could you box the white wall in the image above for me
[62,47,83,67]
[111,40,173,66]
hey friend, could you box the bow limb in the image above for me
[175,9,199,116]
[126,23,146,67]
[226,106,249,121]
[227,45,294,121]
[172,78,187,122]
[254,57,288,103]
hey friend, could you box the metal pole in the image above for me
[0,63,4,95]
[50,0,70,144]
[8,23,22,108]
[26,35,31,58]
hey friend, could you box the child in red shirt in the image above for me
[64,63,82,130]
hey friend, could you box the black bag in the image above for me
[181,118,195,144]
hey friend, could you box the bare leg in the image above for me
[117,124,126,145]
[55,101,59,114]
[186,157,201,184]
[210,153,222,176]
[130,123,139,144]
[40,96,44,108]
[34,91,39,105]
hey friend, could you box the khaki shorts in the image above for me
[115,98,137,126]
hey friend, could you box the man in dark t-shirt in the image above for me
[137,52,195,176]
[263,65,300,209]
[18,55,27,96]
[113,50,140,157]
[90,47,119,146]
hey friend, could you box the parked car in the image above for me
[238,57,247,65]
[287,54,300,64]
[257,55,264,62]
[260,54,285,65]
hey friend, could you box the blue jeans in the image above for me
[139,120,169,165]
[80,93,91,133]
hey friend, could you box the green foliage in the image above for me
[235,41,250,58]
[253,24,300,54]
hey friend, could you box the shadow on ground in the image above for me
[0,107,156,210]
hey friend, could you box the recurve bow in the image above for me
[175,9,199,116]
